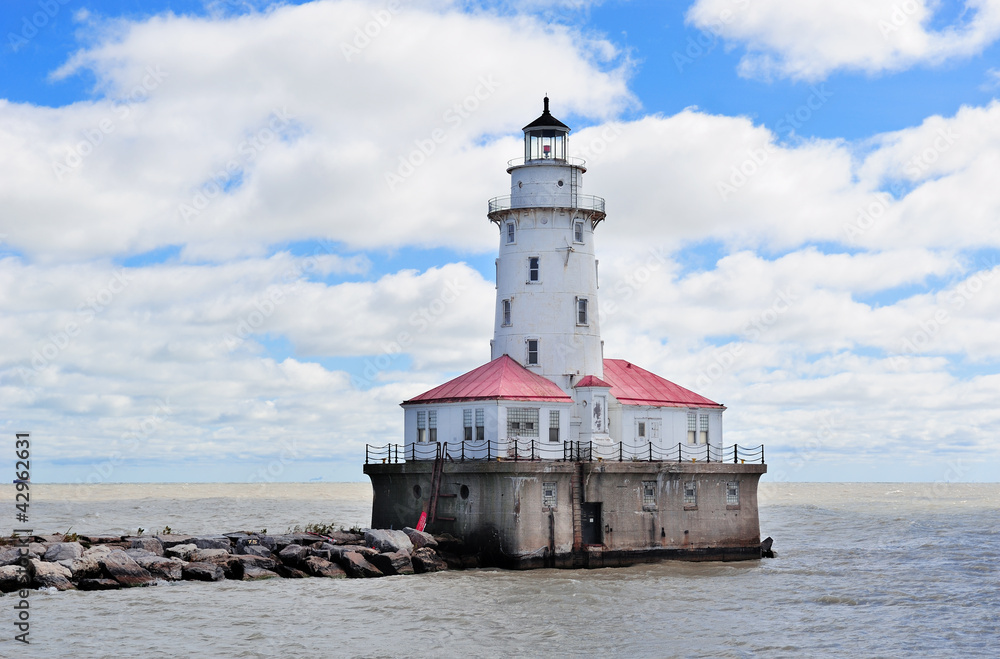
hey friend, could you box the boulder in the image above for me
[127,537,164,556]
[317,531,364,545]
[44,542,84,562]
[369,550,415,576]
[278,544,311,566]
[236,535,277,554]
[28,542,47,558]
[100,549,155,587]
[191,536,231,551]
[30,559,75,591]
[79,535,123,544]
[131,555,185,581]
[182,562,225,582]
[238,544,274,559]
[242,566,279,581]
[66,555,103,580]
[411,547,448,574]
[154,534,196,549]
[339,551,383,578]
[403,527,438,549]
[0,565,29,593]
[165,543,198,561]
[274,564,311,579]
[82,545,114,560]
[198,554,245,580]
[233,554,279,571]
[271,534,317,551]
[365,529,413,554]
[301,556,346,579]
[190,548,229,562]
[327,545,379,561]
[0,547,25,567]
[77,578,122,591]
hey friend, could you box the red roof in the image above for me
[601,359,722,408]
[403,355,572,405]
[575,375,612,388]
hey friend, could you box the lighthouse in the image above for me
[364,99,767,568]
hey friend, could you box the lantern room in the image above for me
[523,96,569,162]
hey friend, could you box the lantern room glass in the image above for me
[526,129,566,162]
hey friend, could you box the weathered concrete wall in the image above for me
[365,460,766,569]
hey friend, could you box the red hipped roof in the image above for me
[601,359,722,408]
[403,355,572,405]
[574,375,612,388]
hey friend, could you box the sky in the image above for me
[2,0,999,484]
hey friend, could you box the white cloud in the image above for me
[686,0,1000,80]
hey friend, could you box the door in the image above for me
[581,502,602,545]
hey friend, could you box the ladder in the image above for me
[427,443,455,526]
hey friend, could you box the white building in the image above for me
[402,99,725,462]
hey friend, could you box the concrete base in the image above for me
[364,459,766,569]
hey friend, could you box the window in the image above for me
[593,395,606,433]
[687,412,697,445]
[501,299,511,326]
[428,410,437,443]
[637,421,646,441]
[699,414,709,444]
[528,256,540,283]
[475,408,485,442]
[642,481,656,508]
[595,260,599,288]
[576,297,588,325]
[574,221,584,243]
[506,222,515,244]
[549,410,560,443]
[507,407,539,437]
[417,411,427,443]
[726,481,740,506]
[463,409,473,442]
[684,482,697,506]
[526,339,539,366]
[542,482,557,508]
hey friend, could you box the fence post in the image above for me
[531,440,536,461]
[619,442,623,462]
[648,441,653,462]
[589,441,593,462]
[761,445,764,464]
[706,443,710,463]
[733,445,738,464]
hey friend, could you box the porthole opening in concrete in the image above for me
[413,484,422,499]
[557,180,564,187]
[460,484,470,499]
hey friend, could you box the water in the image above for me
[1,482,997,657]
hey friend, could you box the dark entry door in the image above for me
[581,502,602,545]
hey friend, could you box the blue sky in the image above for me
[2,0,999,484]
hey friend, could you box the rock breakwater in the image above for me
[0,527,457,593]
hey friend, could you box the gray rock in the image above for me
[327,545,379,561]
[30,559,75,591]
[236,535,277,553]
[77,578,122,591]
[79,535,123,544]
[154,534,196,549]
[369,550,415,576]
[127,537,164,555]
[197,554,244,580]
[82,545,114,560]
[233,554,279,571]
[131,555,185,581]
[190,548,229,562]
[365,529,413,554]
[278,543,311,566]
[315,531,364,545]
[238,544,274,558]
[182,562,225,581]
[302,556,346,579]
[0,547,25,567]
[165,543,198,561]
[66,555,103,579]
[43,542,84,562]
[274,564,311,579]
[191,536,231,551]
[125,548,156,559]
[28,542,47,558]
[242,566,279,581]
[403,527,438,549]
[99,549,155,587]
[0,565,29,593]
[411,547,448,574]
[339,551,383,578]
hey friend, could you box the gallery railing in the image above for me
[365,440,764,465]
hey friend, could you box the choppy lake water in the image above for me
[1,482,997,658]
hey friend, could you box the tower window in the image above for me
[463,408,473,442]
[417,411,427,443]
[475,408,485,442]
[576,297,588,326]
[506,222,515,244]
[549,410,560,443]
[501,299,511,326]
[526,339,539,365]
[428,410,437,443]
[528,256,540,283]
[699,414,709,444]
[574,222,584,243]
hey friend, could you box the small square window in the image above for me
[528,256,540,283]
[726,481,740,506]
[526,339,539,366]
[507,222,515,244]
[574,222,584,243]
[642,481,656,508]
[683,482,697,506]
[542,481,557,508]
[501,299,511,326]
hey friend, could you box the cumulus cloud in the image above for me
[686,0,1000,80]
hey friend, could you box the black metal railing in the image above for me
[365,440,764,465]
